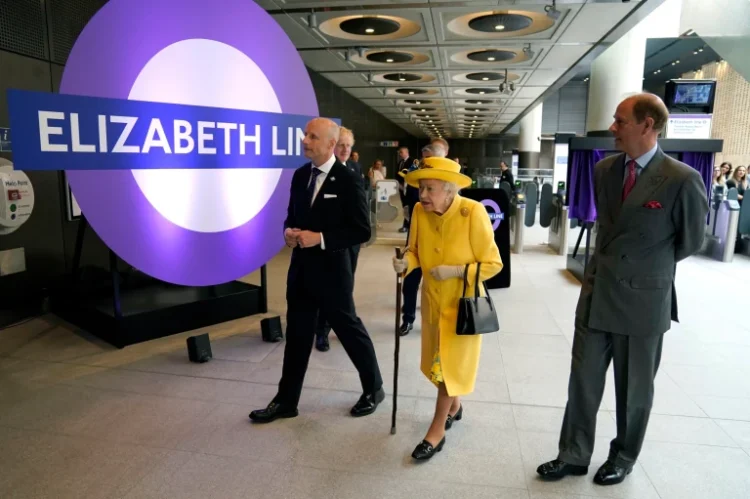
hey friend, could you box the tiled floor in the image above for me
[2,234,750,499]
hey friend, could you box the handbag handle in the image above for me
[461,262,483,301]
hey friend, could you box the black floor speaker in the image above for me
[187,333,212,363]
[261,316,283,342]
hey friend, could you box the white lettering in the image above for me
[240,124,261,155]
[174,120,194,154]
[70,113,95,153]
[296,127,305,156]
[272,126,286,156]
[198,121,216,154]
[287,126,293,155]
[216,122,237,154]
[70,113,96,152]
[98,115,108,153]
[111,115,140,153]
[142,118,172,154]
[38,111,68,152]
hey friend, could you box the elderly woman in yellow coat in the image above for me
[392,157,503,460]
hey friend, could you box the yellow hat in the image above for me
[405,157,472,189]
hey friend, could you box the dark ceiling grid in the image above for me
[263,0,665,138]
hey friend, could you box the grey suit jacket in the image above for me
[575,148,709,336]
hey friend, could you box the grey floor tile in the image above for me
[639,441,750,499]
[693,396,750,421]
[716,420,750,450]
[512,406,616,438]
[504,355,572,408]
[643,414,738,447]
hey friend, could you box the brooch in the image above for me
[460,207,470,217]
[330,177,335,182]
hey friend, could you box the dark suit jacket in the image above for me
[284,160,371,292]
[576,148,709,336]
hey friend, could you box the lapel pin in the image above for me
[330,177,335,182]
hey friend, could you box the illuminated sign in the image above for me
[481,199,505,231]
[6,0,326,286]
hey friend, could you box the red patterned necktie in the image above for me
[622,160,637,201]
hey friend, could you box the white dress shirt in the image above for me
[624,143,658,184]
[309,155,336,249]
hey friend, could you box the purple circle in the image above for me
[481,199,503,231]
[60,0,317,286]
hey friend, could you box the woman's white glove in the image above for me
[392,256,407,274]
[429,265,465,281]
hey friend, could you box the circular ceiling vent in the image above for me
[466,88,498,94]
[366,51,414,63]
[469,13,533,33]
[466,72,504,81]
[467,49,517,62]
[384,73,421,82]
[340,17,401,36]
[396,88,428,95]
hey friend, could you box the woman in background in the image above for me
[727,165,747,204]
[720,161,733,180]
[368,159,385,188]
[712,165,727,199]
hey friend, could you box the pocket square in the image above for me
[643,200,662,209]
[323,193,337,199]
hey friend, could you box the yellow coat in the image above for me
[404,195,503,396]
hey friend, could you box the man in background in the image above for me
[395,147,413,233]
[399,138,449,336]
[315,126,360,352]
[499,161,514,187]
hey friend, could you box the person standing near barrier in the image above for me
[396,147,414,233]
[315,127,360,352]
[249,118,385,423]
[537,93,708,485]
[399,138,449,337]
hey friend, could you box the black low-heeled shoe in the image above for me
[411,437,446,461]
[445,405,463,430]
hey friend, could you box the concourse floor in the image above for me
[2,242,750,499]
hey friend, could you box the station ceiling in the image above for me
[259,0,665,139]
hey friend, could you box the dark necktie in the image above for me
[622,160,637,201]
[306,167,323,206]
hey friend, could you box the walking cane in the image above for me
[391,247,404,435]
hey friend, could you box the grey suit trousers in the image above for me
[558,317,664,469]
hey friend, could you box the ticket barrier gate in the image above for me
[509,191,526,254]
[547,195,570,256]
[704,197,741,262]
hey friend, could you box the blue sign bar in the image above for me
[7,90,329,171]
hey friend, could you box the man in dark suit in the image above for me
[396,146,413,233]
[499,161,514,188]
[250,118,385,423]
[537,93,708,485]
[315,126,362,352]
[399,138,448,336]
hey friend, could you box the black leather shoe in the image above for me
[593,460,632,486]
[249,402,298,424]
[350,386,385,417]
[398,227,408,233]
[536,459,588,480]
[445,405,463,430]
[315,334,330,352]
[399,322,413,336]
[412,437,445,460]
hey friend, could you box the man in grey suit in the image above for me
[537,93,709,486]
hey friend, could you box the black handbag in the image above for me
[456,263,500,335]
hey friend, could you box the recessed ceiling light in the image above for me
[482,77,489,81]
[693,51,698,55]
[487,57,496,62]
[699,48,704,52]
[421,108,426,111]
[386,58,394,63]
[399,77,406,81]
[408,91,415,95]
[495,25,505,31]
[414,101,421,104]
[479,91,485,95]
[365,28,375,34]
